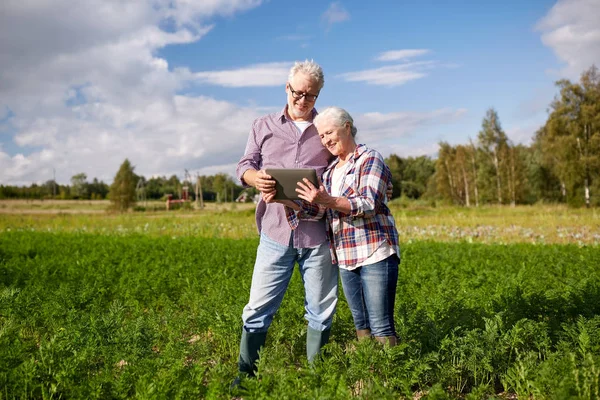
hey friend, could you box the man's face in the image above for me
[286,72,319,122]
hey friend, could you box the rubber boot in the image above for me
[306,327,331,363]
[230,330,267,390]
[356,329,371,340]
[374,335,397,347]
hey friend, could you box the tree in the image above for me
[505,145,528,206]
[43,180,58,199]
[88,178,109,200]
[455,145,472,206]
[402,156,436,199]
[109,159,137,212]
[468,139,480,207]
[166,175,181,198]
[539,65,600,207]
[70,173,88,199]
[384,154,434,199]
[436,142,462,204]
[531,127,565,203]
[477,108,509,204]
[385,154,404,199]
[212,173,238,202]
[146,176,167,199]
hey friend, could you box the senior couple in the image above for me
[233,60,400,384]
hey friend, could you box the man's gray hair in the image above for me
[288,60,325,91]
[314,106,358,138]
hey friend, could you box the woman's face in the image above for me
[316,117,354,158]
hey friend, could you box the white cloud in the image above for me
[321,2,350,30]
[355,108,468,151]
[187,62,293,87]
[376,49,430,62]
[0,0,267,185]
[514,87,555,119]
[536,0,600,78]
[165,0,264,27]
[4,95,263,186]
[384,143,440,159]
[337,61,436,86]
[505,123,543,146]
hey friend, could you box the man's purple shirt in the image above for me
[236,107,333,248]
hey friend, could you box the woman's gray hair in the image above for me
[314,106,358,137]
[288,60,325,91]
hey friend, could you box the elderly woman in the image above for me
[268,106,400,346]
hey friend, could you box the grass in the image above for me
[1,200,599,398]
[1,232,599,399]
[1,200,598,244]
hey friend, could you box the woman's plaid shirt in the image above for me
[286,144,400,267]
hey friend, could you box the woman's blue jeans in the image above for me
[339,255,399,337]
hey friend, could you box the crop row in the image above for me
[1,232,599,399]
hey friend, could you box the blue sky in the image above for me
[1,0,599,185]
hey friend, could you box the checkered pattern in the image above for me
[287,144,400,267]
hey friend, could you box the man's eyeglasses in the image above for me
[288,84,319,102]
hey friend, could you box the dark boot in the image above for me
[238,330,267,376]
[306,327,331,363]
[230,330,267,390]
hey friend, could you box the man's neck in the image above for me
[285,106,313,122]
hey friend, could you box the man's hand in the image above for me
[246,169,276,196]
[262,190,276,203]
[263,195,300,211]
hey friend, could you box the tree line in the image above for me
[431,65,599,207]
[0,167,247,204]
[2,66,598,207]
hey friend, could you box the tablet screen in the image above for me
[264,168,318,200]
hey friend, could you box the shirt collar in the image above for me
[279,106,318,124]
[326,144,367,171]
[353,143,368,158]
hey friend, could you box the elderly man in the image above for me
[234,60,338,381]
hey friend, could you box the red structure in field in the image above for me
[166,185,189,210]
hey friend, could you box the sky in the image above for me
[1,0,599,186]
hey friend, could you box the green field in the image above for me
[1,202,599,399]
[2,201,599,245]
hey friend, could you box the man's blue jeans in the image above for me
[242,232,338,332]
[339,255,399,337]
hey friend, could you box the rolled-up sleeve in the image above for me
[236,120,262,187]
[297,200,326,220]
[284,200,327,229]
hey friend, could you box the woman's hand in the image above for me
[296,177,331,205]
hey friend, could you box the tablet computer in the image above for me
[265,168,318,200]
